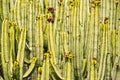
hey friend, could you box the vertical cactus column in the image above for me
[87,1,95,79]
[47,13,57,64]
[0,0,120,80]
[9,22,16,78]
[64,52,73,80]
[16,0,21,27]
[17,28,26,80]
[40,52,50,80]
[2,0,9,19]
[26,1,33,58]
[1,19,10,80]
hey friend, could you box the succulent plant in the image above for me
[0,0,120,80]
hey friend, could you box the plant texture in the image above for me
[0,0,120,80]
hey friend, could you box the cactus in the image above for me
[0,0,120,80]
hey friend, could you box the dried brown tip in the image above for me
[69,1,73,4]
[47,17,54,23]
[59,0,63,2]
[9,21,16,26]
[115,0,119,4]
[118,18,120,21]
[94,0,101,4]
[36,16,40,20]
[107,52,110,54]
[90,2,95,8]
[93,57,97,60]
[91,0,95,3]
[39,71,42,75]
[92,57,97,64]
[116,32,118,35]
[66,15,70,18]
[65,52,70,57]
[104,17,109,23]
[65,52,74,59]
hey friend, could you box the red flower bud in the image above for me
[48,7,55,13]
[47,17,54,23]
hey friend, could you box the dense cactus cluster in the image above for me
[0,0,120,80]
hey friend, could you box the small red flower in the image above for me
[48,7,55,13]
[47,17,54,23]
